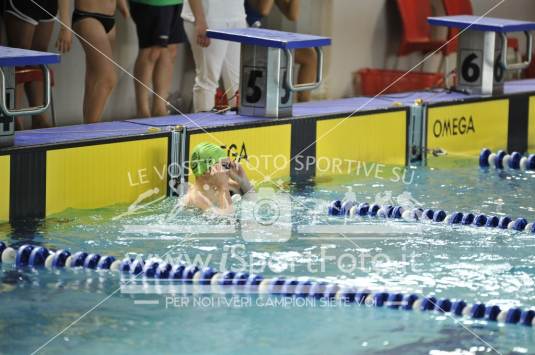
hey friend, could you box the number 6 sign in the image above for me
[459,50,482,85]
[456,31,506,94]
[429,15,535,96]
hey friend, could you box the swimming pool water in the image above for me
[2,160,535,354]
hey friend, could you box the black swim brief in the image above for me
[72,9,115,34]
[130,2,185,48]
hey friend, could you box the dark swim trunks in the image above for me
[5,0,57,26]
[130,1,185,48]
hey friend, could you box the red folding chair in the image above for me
[396,0,446,57]
[15,66,56,126]
[355,0,445,96]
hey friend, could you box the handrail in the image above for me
[0,64,51,117]
[500,31,533,71]
[284,47,324,92]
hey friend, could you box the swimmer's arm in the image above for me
[57,0,71,26]
[56,0,72,53]
[188,0,206,22]
[229,162,255,195]
[240,179,255,195]
[229,179,242,195]
[188,0,210,47]
[275,0,299,21]
[230,178,256,202]
[117,0,130,18]
[235,174,255,195]
[249,0,275,17]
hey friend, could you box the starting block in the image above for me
[207,28,331,118]
[429,15,535,95]
[0,46,59,147]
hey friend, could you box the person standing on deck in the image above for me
[69,0,130,123]
[181,0,247,113]
[3,0,72,129]
[129,0,185,118]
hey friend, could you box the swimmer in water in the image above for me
[183,142,255,214]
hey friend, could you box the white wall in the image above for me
[323,0,395,99]
[17,0,535,126]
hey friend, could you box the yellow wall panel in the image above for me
[189,125,292,183]
[529,96,535,152]
[316,111,407,176]
[46,138,168,216]
[0,155,9,222]
[427,100,509,167]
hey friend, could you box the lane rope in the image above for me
[1,241,535,328]
[479,148,535,171]
[327,200,535,233]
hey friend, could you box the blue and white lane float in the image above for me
[328,200,535,234]
[1,242,535,328]
[479,148,535,170]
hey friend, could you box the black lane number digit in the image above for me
[494,52,504,82]
[280,70,290,105]
[246,70,264,104]
[461,53,480,83]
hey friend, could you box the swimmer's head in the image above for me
[190,142,228,177]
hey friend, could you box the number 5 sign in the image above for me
[206,28,330,117]
[242,66,267,108]
[239,46,293,118]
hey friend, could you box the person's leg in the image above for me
[74,18,117,123]
[184,21,226,112]
[220,20,246,108]
[294,48,317,102]
[151,4,182,116]
[131,1,162,117]
[4,13,35,130]
[220,40,240,108]
[4,9,35,48]
[134,47,162,117]
[152,44,177,116]
[27,20,54,129]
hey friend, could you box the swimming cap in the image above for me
[190,142,227,177]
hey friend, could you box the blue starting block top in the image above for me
[0,46,60,67]
[206,28,331,49]
[429,15,535,33]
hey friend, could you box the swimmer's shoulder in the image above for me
[183,188,214,211]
